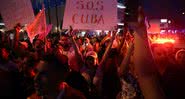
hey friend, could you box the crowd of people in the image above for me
[0,8,185,99]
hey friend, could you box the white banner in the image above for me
[63,0,117,30]
[0,0,35,30]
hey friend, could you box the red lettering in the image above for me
[91,14,94,23]
[76,0,84,10]
[92,14,98,24]
[86,1,94,10]
[72,14,78,24]
[76,1,104,11]
[81,14,85,23]
[86,14,89,23]
[73,14,104,24]
[98,15,104,24]
[97,1,104,11]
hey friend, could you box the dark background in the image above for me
[0,0,185,28]
[118,0,185,28]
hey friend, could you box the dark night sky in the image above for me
[141,0,185,28]
[1,0,185,28]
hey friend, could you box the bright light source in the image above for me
[118,29,121,33]
[161,19,168,23]
[117,23,124,26]
[0,29,5,32]
[81,31,86,37]
[105,31,109,35]
[151,38,175,44]
[96,30,101,36]
[125,12,129,15]
[160,30,166,33]
[0,23,5,25]
[117,3,126,9]
[168,20,171,24]
[182,12,185,15]
[96,30,101,33]
[117,29,122,34]
[10,33,14,40]
[97,32,100,36]
[55,27,58,30]
[20,29,25,32]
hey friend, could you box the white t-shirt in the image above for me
[59,47,80,71]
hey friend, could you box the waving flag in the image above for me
[26,8,47,42]
[38,24,53,40]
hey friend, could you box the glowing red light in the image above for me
[150,37,175,44]
[30,70,36,77]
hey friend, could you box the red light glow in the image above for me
[150,37,175,44]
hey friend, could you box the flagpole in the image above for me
[42,4,47,53]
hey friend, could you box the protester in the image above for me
[161,48,185,99]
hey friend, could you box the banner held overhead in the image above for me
[0,0,35,30]
[63,0,117,30]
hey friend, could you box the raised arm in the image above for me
[99,30,117,69]
[117,26,128,54]
[130,6,165,99]
[118,42,134,76]
[68,28,84,70]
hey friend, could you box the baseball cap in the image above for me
[85,51,98,59]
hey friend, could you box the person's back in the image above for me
[161,61,185,99]
[0,68,24,98]
[162,49,185,98]
[0,68,14,97]
[34,59,68,98]
[102,49,121,99]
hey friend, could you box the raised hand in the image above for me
[69,26,73,37]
